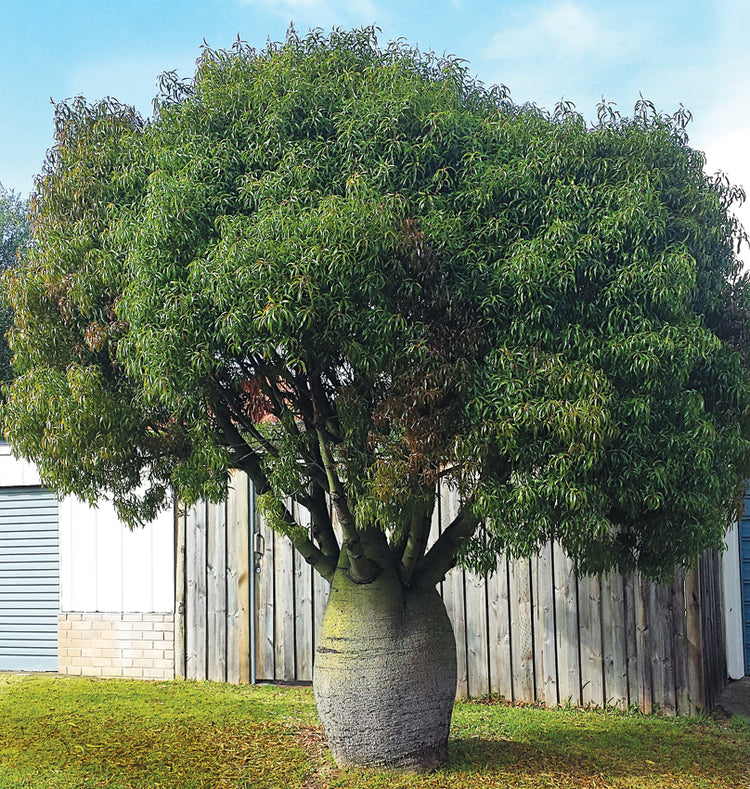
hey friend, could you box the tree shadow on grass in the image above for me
[445,720,750,787]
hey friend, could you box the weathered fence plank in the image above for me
[207,502,227,682]
[487,557,512,700]
[635,576,653,713]
[226,471,250,684]
[465,570,490,698]
[294,503,315,682]
[533,544,557,707]
[508,557,535,702]
[255,508,276,681]
[579,574,603,707]
[186,503,207,681]
[553,543,581,707]
[601,572,627,709]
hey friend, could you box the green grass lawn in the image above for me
[0,674,747,788]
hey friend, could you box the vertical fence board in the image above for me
[441,484,468,698]
[647,583,674,714]
[465,570,490,698]
[508,558,535,702]
[207,502,227,682]
[446,565,468,699]
[671,568,689,715]
[533,544,557,706]
[227,471,250,684]
[601,572,628,709]
[294,503,315,682]
[553,544,581,707]
[487,558,513,700]
[174,506,186,680]
[623,573,638,711]
[274,522,296,682]
[685,566,704,713]
[254,508,276,682]
[186,503,207,681]
[578,575,603,707]
[635,577,653,713]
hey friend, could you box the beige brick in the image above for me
[142,667,167,679]
[123,649,144,660]
[152,658,174,670]
[133,658,154,668]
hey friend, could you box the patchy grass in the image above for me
[0,675,747,788]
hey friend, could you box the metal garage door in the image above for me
[0,487,59,671]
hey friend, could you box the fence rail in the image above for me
[176,473,727,714]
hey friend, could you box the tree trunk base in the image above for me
[313,569,457,771]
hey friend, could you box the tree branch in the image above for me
[316,428,379,584]
[296,482,340,563]
[270,496,337,582]
[411,501,480,588]
[212,398,271,495]
[399,493,436,585]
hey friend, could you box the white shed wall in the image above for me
[0,443,41,486]
[59,496,174,614]
[723,519,745,679]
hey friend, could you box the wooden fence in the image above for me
[176,472,727,714]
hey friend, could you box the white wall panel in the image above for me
[0,445,41,487]
[60,495,174,614]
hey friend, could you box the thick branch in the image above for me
[310,371,342,442]
[399,494,435,585]
[274,498,337,582]
[213,399,271,495]
[297,482,340,563]
[412,502,480,588]
[316,428,379,584]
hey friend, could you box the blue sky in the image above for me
[2,0,749,256]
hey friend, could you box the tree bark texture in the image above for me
[313,568,457,771]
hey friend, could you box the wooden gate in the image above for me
[177,473,727,713]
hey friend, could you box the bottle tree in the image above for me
[4,28,750,771]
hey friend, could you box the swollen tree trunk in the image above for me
[313,567,457,771]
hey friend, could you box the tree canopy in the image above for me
[3,27,750,583]
[0,184,29,385]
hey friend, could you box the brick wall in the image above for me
[58,613,175,680]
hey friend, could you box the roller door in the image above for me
[0,487,59,671]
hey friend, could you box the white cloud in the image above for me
[702,126,750,269]
[485,1,629,62]
[691,76,750,267]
